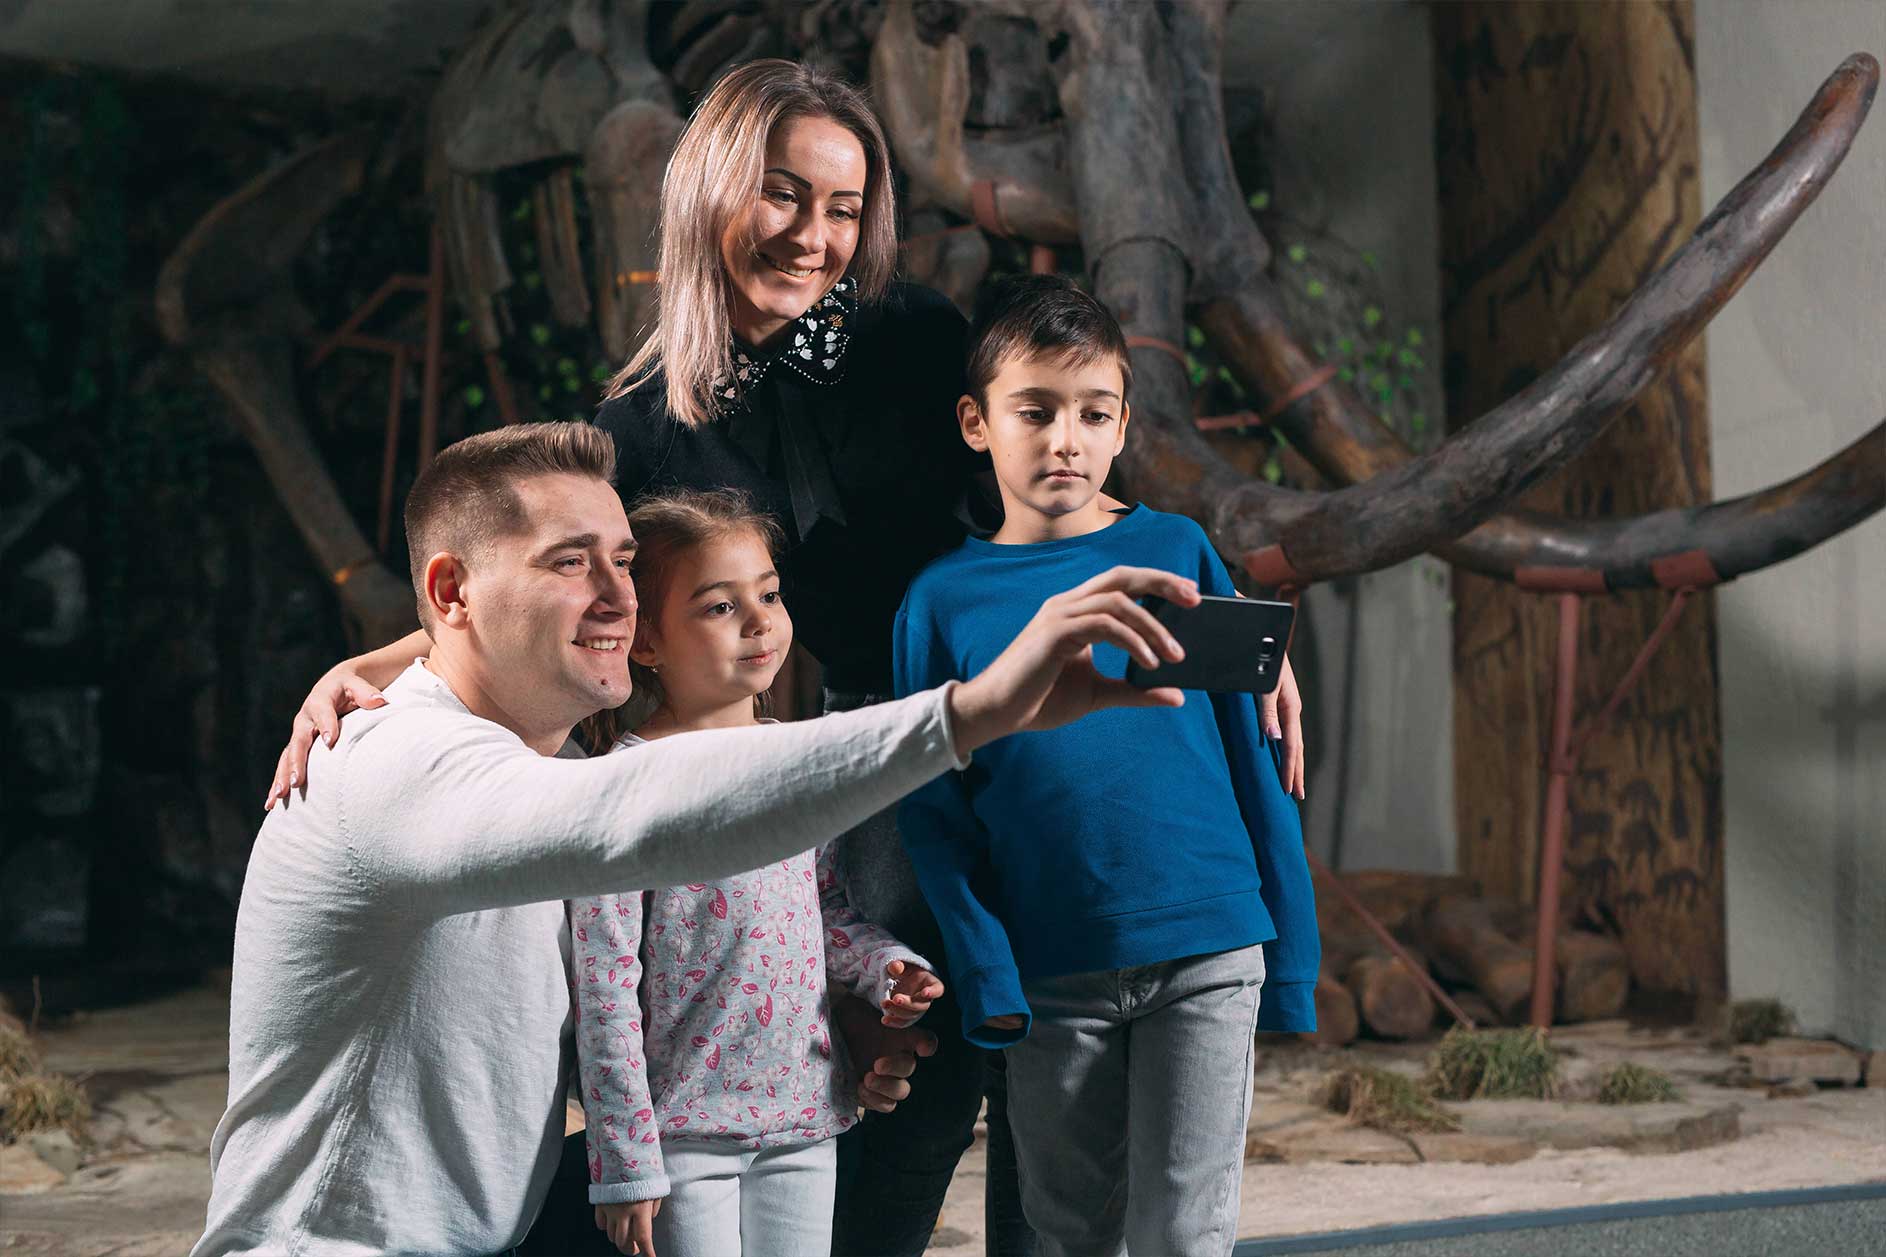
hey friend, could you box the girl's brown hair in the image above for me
[577,489,786,753]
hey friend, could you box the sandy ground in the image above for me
[1,987,1880,1255]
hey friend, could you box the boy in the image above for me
[892,275,1319,1256]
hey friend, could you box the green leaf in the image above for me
[530,324,552,347]
[557,357,579,376]
[1360,250,1379,270]
[563,376,582,393]
[1262,455,1283,484]
[1305,279,1326,299]
[523,271,543,291]
[1411,411,1428,434]
[1186,325,1205,349]
[1248,190,1271,211]
[1406,327,1425,347]
[512,200,531,222]
[1362,306,1383,328]
[1338,366,1355,383]
[592,362,613,382]
[464,384,486,408]
[454,318,471,336]
[1286,243,1308,265]
[1335,336,1354,356]
[538,384,553,401]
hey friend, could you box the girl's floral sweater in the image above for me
[569,734,931,1205]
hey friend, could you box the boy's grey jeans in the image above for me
[1004,943,1266,1257]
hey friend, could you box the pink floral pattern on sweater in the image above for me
[570,744,928,1202]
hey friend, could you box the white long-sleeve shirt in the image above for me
[194,662,964,1257]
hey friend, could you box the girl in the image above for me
[572,489,944,1257]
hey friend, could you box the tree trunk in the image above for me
[1432,0,1725,1001]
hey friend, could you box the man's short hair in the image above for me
[403,422,618,628]
[965,274,1134,410]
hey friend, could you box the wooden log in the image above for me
[1313,868,1481,935]
[1419,895,1534,1024]
[1308,962,1360,1048]
[1555,929,1632,1024]
[1485,905,1632,1025]
[1345,948,1437,1041]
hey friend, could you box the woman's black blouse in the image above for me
[592,282,987,695]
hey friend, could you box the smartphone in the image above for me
[1123,595,1296,695]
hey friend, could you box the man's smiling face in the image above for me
[464,473,639,731]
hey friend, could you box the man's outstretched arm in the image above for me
[343,566,1201,917]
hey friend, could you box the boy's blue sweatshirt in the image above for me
[893,505,1319,1048]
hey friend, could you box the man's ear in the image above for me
[957,394,990,452]
[424,552,471,628]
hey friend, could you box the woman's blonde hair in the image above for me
[604,59,899,428]
[576,489,787,752]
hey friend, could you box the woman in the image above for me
[268,59,1305,1257]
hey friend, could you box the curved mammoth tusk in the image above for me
[1459,422,1885,590]
[1196,51,1881,584]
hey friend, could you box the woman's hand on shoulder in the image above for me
[263,663,388,811]
[1262,654,1307,800]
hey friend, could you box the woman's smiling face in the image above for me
[721,113,867,348]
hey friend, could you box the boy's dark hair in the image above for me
[965,274,1134,409]
[403,421,617,630]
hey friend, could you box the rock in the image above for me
[1735,1037,1863,1085]
[6,544,88,647]
[0,833,90,948]
[2,687,102,816]
[1862,1050,1885,1087]
[0,1141,66,1193]
[0,437,81,555]
[1446,1100,1741,1154]
[1245,1103,1420,1164]
[28,1128,82,1176]
[1407,1131,1539,1164]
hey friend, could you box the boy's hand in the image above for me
[595,1199,661,1256]
[981,1014,1025,1032]
[1262,654,1307,799]
[880,960,944,1027]
[948,566,1199,753]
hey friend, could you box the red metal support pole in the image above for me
[417,226,446,470]
[375,346,408,555]
[1530,591,1584,1028]
[1306,850,1478,1030]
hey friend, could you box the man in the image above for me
[194,423,1199,1256]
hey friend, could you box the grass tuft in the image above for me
[1426,1026,1561,1100]
[1723,998,1793,1045]
[1597,1062,1682,1105]
[0,1024,40,1084]
[0,1072,92,1144]
[1324,1064,1459,1133]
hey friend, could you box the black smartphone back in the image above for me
[1124,595,1296,695]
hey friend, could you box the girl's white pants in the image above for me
[652,1137,837,1257]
